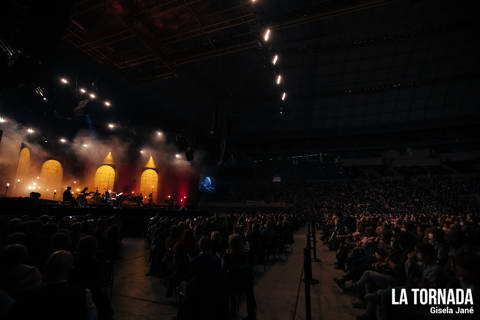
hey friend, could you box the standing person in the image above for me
[183,236,224,320]
[223,233,257,320]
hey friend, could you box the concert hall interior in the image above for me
[0,1,479,320]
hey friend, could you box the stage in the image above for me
[0,197,209,236]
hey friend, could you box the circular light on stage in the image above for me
[59,138,67,143]
[107,123,116,129]
[89,93,96,99]
[27,128,35,134]
[175,153,181,159]
[156,131,163,136]
[6,182,10,187]
[0,116,6,123]
[82,143,89,148]
[79,88,86,94]
[104,100,111,107]
[60,77,69,85]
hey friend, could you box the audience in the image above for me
[1,173,478,320]
[0,214,120,319]
[146,211,302,319]
[317,176,480,320]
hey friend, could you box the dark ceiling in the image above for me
[0,0,479,161]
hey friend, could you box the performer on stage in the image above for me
[63,186,76,206]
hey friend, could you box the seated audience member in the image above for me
[0,244,42,298]
[71,236,113,320]
[10,250,97,320]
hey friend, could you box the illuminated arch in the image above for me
[94,165,115,192]
[15,147,31,180]
[40,160,63,193]
[140,169,158,202]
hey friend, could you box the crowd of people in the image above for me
[0,214,121,319]
[145,212,303,320]
[316,176,479,320]
[1,173,478,320]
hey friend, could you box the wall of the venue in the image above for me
[158,164,199,206]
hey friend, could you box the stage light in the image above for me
[36,176,40,180]
[263,28,271,42]
[0,116,6,123]
[6,182,10,187]
[27,128,35,134]
[156,131,163,137]
[60,78,69,84]
[104,101,111,107]
[43,97,47,102]
[59,138,67,143]
[82,143,89,148]
[89,93,96,99]
[140,150,145,155]
[281,92,287,101]
[272,54,279,65]
[276,74,282,85]
[79,88,86,94]
[175,153,181,159]
[17,179,21,183]
[107,123,115,129]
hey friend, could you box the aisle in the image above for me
[252,226,361,320]
[251,229,306,320]
[309,231,362,320]
[112,238,177,320]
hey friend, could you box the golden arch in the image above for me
[94,165,115,192]
[15,147,31,180]
[140,169,158,202]
[40,160,63,195]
